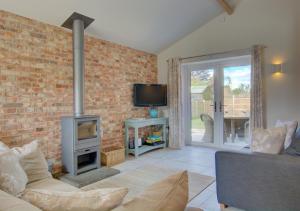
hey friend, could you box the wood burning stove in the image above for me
[60,13,101,176]
[61,116,101,175]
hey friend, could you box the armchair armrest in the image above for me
[215,151,300,210]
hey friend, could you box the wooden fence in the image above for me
[192,97,250,119]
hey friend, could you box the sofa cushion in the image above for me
[286,128,300,156]
[251,127,287,154]
[12,140,52,183]
[26,178,80,192]
[114,171,189,211]
[0,150,28,196]
[275,120,298,149]
[0,189,41,211]
[22,188,128,211]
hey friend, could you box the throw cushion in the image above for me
[115,171,189,211]
[251,127,287,154]
[0,141,9,152]
[275,120,298,149]
[0,150,28,196]
[22,188,128,211]
[286,140,300,155]
[12,140,52,183]
[286,128,300,156]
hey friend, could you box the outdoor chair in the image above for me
[200,113,214,142]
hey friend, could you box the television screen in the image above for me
[133,84,167,107]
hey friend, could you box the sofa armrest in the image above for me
[215,151,300,210]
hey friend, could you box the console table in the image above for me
[125,118,168,158]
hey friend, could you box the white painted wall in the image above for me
[158,0,300,127]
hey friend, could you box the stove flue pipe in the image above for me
[62,13,94,116]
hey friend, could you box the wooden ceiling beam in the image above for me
[217,0,234,15]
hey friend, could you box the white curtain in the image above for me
[250,45,265,131]
[167,58,185,148]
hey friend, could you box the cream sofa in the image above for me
[0,177,79,211]
[0,139,202,211]
[0,189,40,211]
[1,176,201,211]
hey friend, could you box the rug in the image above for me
[60,167,120,188]
[81,165,215,202]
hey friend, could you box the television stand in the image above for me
[125,118,168,158]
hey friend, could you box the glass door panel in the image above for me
[184,55,251,149]
[191,69,215,144]
[223,65,251,146]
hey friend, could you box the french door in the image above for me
[183,55,251,148]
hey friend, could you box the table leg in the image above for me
[134,127,139,158]
[163,123,166,148]
[125,125,129,157]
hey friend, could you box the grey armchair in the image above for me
[215,151,300,211]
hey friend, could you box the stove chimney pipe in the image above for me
[62,13,94,116]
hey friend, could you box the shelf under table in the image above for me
[128,144,165,156]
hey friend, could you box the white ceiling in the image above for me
[0,0,229,54]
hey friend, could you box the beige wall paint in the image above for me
[158,0,300,127]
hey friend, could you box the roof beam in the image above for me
[217,0,234,15]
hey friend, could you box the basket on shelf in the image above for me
[101,146,125,167]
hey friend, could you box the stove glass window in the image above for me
[77,120,97,140]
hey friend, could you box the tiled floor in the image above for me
[113,146,221,211]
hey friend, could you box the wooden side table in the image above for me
[125,118,168,158]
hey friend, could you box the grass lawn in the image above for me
[192,118,204,129]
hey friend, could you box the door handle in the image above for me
[210,102,217,112]
[219,102,227,112]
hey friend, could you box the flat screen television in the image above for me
[133,84,167,107]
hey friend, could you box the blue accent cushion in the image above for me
[295,128,300,139]
[286,128,300,155]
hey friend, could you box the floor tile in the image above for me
[115,146,220,210]
[200,192,220,211]
[188,188,215,207]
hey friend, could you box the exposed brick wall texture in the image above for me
[0,10,157,172]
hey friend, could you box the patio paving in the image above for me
[192,128,249,147]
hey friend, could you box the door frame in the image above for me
[181,54,251,148]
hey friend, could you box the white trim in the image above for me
[181,48,251,64]
[182,55,251,68]
[182,53,252,148]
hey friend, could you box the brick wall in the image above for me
[0,10,157,172]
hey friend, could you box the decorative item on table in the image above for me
[152,131,161,136]
[129,139,135,149]
[149,107,158,118]
[145,135,164,146]
[138,138,142,147]
[128,138,142,149]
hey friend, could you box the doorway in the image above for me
[182,55,251,148]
